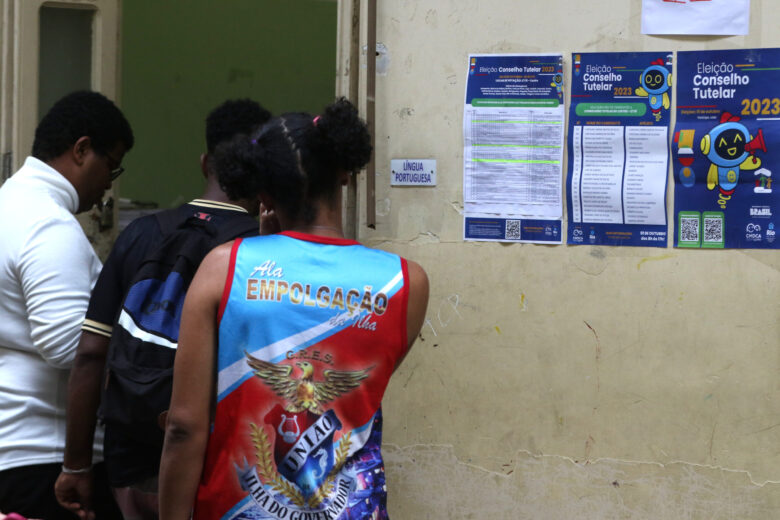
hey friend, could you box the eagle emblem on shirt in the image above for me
[245,352,372,414]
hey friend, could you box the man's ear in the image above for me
[339,170,350,186]
[200,152,209,179]
[73,136,92,166]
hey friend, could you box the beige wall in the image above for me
[340,1,780,517]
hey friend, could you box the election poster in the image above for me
[567,52,672,247]
[673,48,779,249]
[463,54,564,244]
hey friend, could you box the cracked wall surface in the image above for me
[384,446,780,519]
[339,0,780,517]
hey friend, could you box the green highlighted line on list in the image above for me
[472,120,560,124]
[471,98,560,108]
[473,144,561,148]
[472,158,560,164]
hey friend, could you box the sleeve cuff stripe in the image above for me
[82,319,112,337]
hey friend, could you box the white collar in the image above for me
[15,157,80,214]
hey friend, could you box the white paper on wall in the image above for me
[641,0,750,36]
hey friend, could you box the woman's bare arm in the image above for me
[395,260,429,371]
[405,260,429,348]
[158,243,232,519]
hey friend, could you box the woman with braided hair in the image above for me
[159,98,429,519]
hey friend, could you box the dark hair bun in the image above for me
[213,134,265,201]
[317,97,372,173]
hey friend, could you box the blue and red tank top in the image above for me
[194,231,409,520]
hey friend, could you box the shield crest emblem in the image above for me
[264,404,318,463]
[264,406,343,498]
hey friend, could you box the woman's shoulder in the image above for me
[405,259,428,297]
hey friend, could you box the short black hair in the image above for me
[32,90,134,161]
[214,98,371,224]
[205,99,271,153]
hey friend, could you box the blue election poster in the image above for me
[673,48,779,249]
[567,52,672,247]
[463,54,565,244]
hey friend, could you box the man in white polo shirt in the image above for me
[0,91,133,519]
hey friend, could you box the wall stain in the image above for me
[571,250,608,275]
[424,8,438,27]
[403,53,413,73]
[584,321,602,392]
[395,107,415,119]
[402,363,419,389]
[637,254,676,270]
[520,292,527,311]
[590,248,607,259]
[375,197,391,217]
[709,420,718,461]
[585,435,596,462]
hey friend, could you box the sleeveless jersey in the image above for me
[194,231,409,520]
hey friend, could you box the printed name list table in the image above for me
[466,110,562,205]
[463,54,565,243]
[567,52,672,246]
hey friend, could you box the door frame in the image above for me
[1,0,121,177]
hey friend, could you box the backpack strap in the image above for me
[154,209,184,237]
[155,206,257,243]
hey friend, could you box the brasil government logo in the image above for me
[235,353,373,519]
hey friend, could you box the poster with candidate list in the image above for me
[673,48,779,249]
[567,52,672,247]
[463,54,564,244]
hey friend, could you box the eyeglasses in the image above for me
[104,152,125,181]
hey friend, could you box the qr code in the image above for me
[703,217,723,243]
[505,220,521,239]
[680,217,699,243]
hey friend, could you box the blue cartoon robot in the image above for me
[550,73,563,100]
[700,112,766,208]
[635,59,671,122]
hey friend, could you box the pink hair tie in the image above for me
[313,116,321,126]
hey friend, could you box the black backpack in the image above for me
[99,210,257,449]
